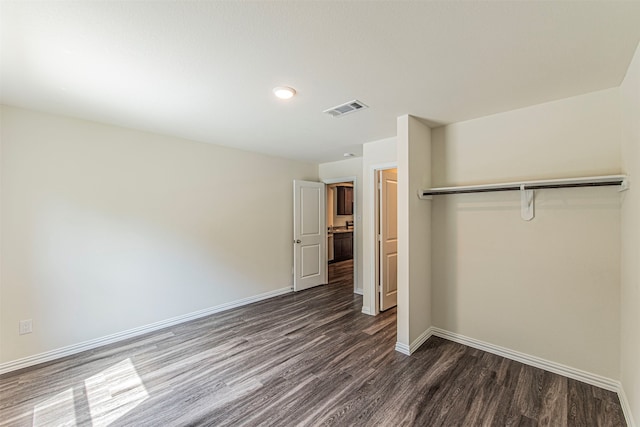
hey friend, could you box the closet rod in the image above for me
[419,175,628,198]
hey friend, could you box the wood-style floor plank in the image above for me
[0,260,626,426]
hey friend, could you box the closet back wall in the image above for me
[430,88,622,379]
[0,106,318,365]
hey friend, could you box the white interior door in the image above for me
[379,169,398,310]
[293,180,327,291]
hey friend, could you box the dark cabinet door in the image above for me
[337,186,353,216]
[333,232,353,262]
[333,237,341,261]
[342,234,352,258]
[344,187,353,215]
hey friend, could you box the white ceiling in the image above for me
[2,1,640,164]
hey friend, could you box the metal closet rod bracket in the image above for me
[620,177,630,192]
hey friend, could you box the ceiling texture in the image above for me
[2,1,640,163]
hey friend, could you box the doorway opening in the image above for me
[375,168,398,312]
[324,178,357,294]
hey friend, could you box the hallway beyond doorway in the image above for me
[329,259,353,287]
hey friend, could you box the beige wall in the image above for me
[319,158,362,293]
[397,116,432,348]
[620,41,640,424]
[0,105,318,364]
[432,89,622,186]
[431,88,622,379]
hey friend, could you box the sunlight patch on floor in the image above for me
[84,358,149,427]
[33,387,77,426]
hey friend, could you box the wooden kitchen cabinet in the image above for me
[333,231,353,262]
[336,186,353,216]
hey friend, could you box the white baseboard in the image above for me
[394,324,627,393]
[361,306,373,315]
[410,328,433,354]
[0,287,292,375]
[618,385,636,427]
[395,342,410,355]
[403,326,635,426]
[395,328,434,356]
[429,327,619,392]
[354,288,363,295]
[3,299,634,427]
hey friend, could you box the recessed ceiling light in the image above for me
[273,86,296,100]
[343,153,356,157]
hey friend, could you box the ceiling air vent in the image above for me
[323,100,368,118]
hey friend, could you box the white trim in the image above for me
[323,176,358,185]
[361,306,373,315]
[0,287,292,375]
[354,288,363,295]
[618,385,636,427]
[430,327,619,392]
[394,327,434,356]
[395,341,411,355]
[369,162,398,171]
[410,328,433,354]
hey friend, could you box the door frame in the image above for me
[367,163,397,315]
[323,176,358,295]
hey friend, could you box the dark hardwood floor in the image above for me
[328,259,353,287]
[0,264,625,426]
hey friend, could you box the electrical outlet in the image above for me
[19,319,32,335]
